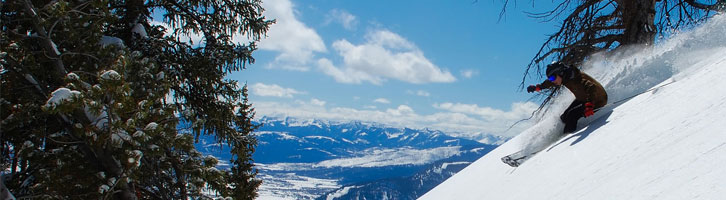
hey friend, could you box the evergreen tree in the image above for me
[1,0,272,199]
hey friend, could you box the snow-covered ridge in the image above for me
[421,14,726,200]
[257,116,398,130]
[255,116,489,145]
[256,146,465,170]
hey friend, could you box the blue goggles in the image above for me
[548,75,556,81]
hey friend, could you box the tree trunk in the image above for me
[122,0,146,42]
[619,0,657,45]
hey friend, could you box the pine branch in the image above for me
[3,56,48,98]
[21,0,67,77]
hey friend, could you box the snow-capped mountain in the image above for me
[253,117,490,164]
[194,116,502,199]
[421,14,726,200]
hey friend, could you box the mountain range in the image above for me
[194,116,504,199]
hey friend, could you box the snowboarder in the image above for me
[527,62,608,134]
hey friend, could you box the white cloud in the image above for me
[433,102,539,121]
[373,98,391,104]
[317,58,382,84]
[460,69,479,79]
[309,98,327,107]
[317,30,456,85]
[251,83,305,98]
[363,105,377,109]
[386,105,415,116]
[258,0,326,71]
[407,90,431,97]
[326,9,358,30]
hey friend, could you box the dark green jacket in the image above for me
[539,67,608,109]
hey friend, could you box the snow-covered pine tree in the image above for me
[1,0,272,199]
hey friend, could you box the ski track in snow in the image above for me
[421,14,726,200]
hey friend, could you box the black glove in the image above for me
[527,85,540,93]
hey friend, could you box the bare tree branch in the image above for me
[684,0,726,10]
[515,0,719,88]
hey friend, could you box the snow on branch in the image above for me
[45,87,81,108]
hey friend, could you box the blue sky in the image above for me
[232,0,562,138]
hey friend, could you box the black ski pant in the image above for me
[560,100,585,134]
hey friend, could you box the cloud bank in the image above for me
[258,0,327,71]
[251,83,306,98]
[318,30,456,85]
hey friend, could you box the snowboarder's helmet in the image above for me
[546,62,566,77]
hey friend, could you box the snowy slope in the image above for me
[421,14,726,200]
